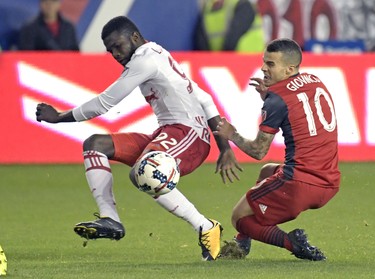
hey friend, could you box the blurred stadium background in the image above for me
[1,0,375,52]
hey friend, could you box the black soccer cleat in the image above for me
[288,229,326,261]
[234,236,251,256]
[74,214,125,241]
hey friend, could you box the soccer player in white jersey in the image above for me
[35,16,242,261]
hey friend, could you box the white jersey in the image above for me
[72,42,219,145]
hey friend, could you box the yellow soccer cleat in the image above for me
[198,219,223,261]
[0,245,7,276]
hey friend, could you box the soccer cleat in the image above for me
[74,213,125,241]
[198,219,223,261]
[234,235,251,256]
[220,236,251,259]
[288,229,326,261]
[0,245,7,276]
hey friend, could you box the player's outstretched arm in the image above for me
[36,103,75,123]
[208,115,243,184]
[213,117,274,161]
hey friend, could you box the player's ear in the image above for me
[131,32,141,44]
[286,65,296,76]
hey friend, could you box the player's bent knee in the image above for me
[258,163,280,181]
[231,207,245,229]
[83,134,114,157]
[231,194,254,228]
[231,213,239,229]
[83,134,101,150]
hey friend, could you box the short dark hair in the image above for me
[101,16,142,41]
[266,38,302,67]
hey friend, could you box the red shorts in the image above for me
[110,124,210,176]
[246,166,339,226]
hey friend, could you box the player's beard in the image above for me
[123,42,138,66]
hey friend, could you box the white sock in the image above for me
[83,151,120,222]
[155,188,213,232]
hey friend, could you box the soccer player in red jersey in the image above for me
[215,38,340,261]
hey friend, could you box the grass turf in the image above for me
[0,162,374,278]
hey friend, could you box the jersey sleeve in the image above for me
[194,87,219,120]
[259,92,288,134]
[72,55,157,121]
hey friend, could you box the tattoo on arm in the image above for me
[231,130,275,160]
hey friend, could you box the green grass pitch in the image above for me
[0,162,374,278]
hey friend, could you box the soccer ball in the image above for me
[134,151,180,196]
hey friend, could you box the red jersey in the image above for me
[259,73,340,187]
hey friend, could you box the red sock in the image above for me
[236,215,293,251]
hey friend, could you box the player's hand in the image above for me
[249,77,268,100]
[216,149,243,184]
[212,117,236,141]
[36,103,60,123]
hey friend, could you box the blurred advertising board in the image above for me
[0,52,374,163]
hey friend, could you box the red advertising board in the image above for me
[0,52,374,163]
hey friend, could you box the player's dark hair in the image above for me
[266,38,302,67]
[101,16,143,40]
